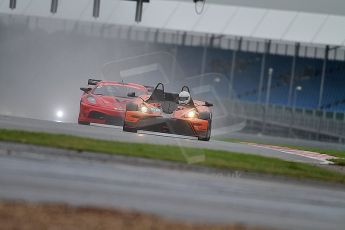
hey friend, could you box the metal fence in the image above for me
[223,99,345,139]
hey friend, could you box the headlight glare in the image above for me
[187,110,197,118]
[141,106,148,113]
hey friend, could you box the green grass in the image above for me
[1,129,345,184]
[331,158,345,166]
[219,137,345,165]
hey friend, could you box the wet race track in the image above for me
[0,115,345,230]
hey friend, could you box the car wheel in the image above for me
[123,124,137,133]
[123,104,138,133]
[198,111,211,120]
[198,112,212,141]
[78,121,90,125]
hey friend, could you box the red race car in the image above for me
[123,83,213,141]
[78,79,150,126]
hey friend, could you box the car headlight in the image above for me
[141,106,148,113]
[151,107,161,113]
[140,104,160,113]
[87,96,96,104]
[186,110,197,118]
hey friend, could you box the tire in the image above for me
[126,103,138,111]
[198,136,210,141]
[78,121,90,125]
[198,112,212,141]
[123,104,138,133]
[198,112,211,120]
[123,123,137,133]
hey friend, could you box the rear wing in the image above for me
[88,79,102,85]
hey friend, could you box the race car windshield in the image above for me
[93,85,146,98]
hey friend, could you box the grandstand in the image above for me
[179,46,345,112]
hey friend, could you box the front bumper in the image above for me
[124,112,209,138]
[78,102,125,125]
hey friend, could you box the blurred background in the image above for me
[0,0,345,143]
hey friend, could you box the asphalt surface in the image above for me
[0,146,344,230]
[0,115,325,164]
[0,115,345,229]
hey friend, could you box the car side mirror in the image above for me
[80,87,92,93]
[205,101,213,107]
[127,92,136,97]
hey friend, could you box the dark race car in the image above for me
[78,79,150,126]
[123,83,213,141]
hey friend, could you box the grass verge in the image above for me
[1,129,345,184]
[219,138,345,166]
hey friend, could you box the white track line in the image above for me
[243,142,337,165]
